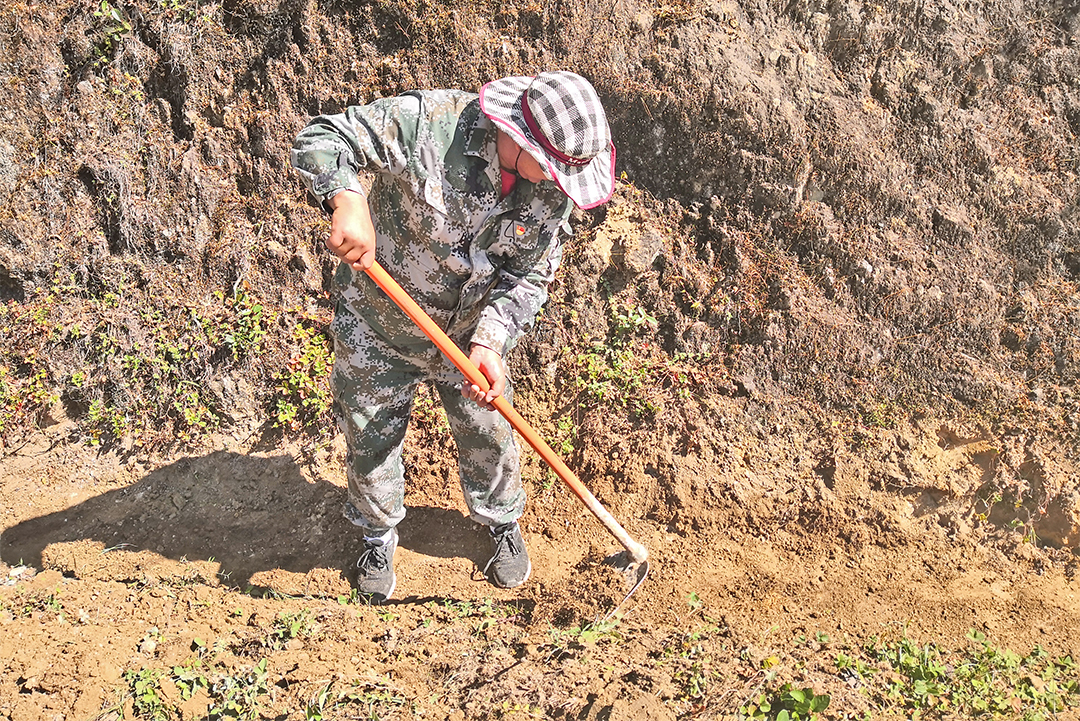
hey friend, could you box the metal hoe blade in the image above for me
[600,552,651,623]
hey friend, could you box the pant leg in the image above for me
[332,310,426,535]
[434,380,525,527]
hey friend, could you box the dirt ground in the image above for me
[3,390,1079,719]
[2,0,1080,719]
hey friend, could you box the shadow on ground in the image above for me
[1,450,486,589]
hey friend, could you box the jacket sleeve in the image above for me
[290,94,423,212]
[469,200,572,356]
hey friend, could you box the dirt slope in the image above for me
[1,0,1079,719]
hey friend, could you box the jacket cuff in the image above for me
[316,176,367,214]
[469,317,510,357]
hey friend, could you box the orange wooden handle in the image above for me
[364,260,647,563]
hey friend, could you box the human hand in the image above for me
[326,190,376,270]
[462,344,505,410]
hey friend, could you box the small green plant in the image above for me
[0,363,58,435]
[172,658,210,701]
[551,415,577,455]
[408,381,449,436]
[468,598,521,636]
[209,658,270,721]
[611,303,658,337]
[336,677,407,717]
[835,651,874,682]
[497,699,546,718]
[569,300,670,417]
[157,0,202,22]
[173,385,220,437]
[337,588,359,605]
[858,629,1080,718]
[266,609,320,650]
[740,683,831,720]
[223,288,266,360]
[13,589,64,617]
[305,681,334,721]
[575,344,660,416]
[658,618,723,703]
[543,617,623,661]
[86,398,129,445]
[125,668,170,721]
[433,598,523,634]
[273,323,333,431]
[375,607,399,623]
[92,0,132,64]
[858,399,899,429]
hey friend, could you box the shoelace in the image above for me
[356,544,389,576]
[482,526,520,577]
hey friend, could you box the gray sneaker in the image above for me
[356,528,397,602]
[484,521,531,588]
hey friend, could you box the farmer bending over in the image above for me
[291,71,615,601]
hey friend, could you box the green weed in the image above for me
[375,607,399,623]
[857,629,1080,718]
[222,288,266,360]
[571,301,662,416]
[172,658,210,701]
[336,677,407,717]
[659,626,723,701]
[611,302,658,337]
[173,385,220,438]
[0,362,57,436]
[91,0,132,65]
[266,609,321,650]
[835,651,874,681]
[496,699,546,718]
[304,681,334,720]
[125,668,169,721]
[209,658,270,721]
[434,597,522,635]
[273,322,333,431]
[551,415,577,456]
[11,588,64,618]
[157,0,204,23]
[543,617,623,660]
[740,683,831,720]
[0,270,280,449]
[575,344,660,416]
[568,299,711,417]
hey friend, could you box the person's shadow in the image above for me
[1,450,490,593]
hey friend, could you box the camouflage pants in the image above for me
[331,304,524,535]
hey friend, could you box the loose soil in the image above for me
[1,0,1079,719]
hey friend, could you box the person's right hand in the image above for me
[326,190,376,270]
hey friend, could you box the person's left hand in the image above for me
[461,344,505,410]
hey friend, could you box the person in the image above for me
[291,70,615,601]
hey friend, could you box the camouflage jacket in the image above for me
[291,90,573,356]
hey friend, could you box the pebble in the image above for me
[4,566,33,586]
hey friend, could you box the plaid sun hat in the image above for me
[480,71,616,209]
